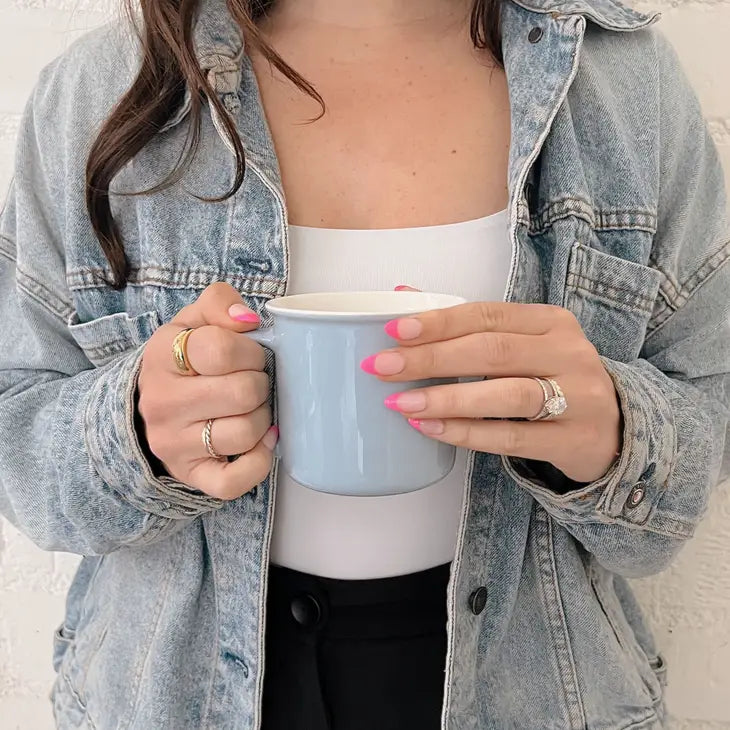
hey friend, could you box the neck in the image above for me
[268,0,470,29]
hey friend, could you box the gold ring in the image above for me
[172,328,197,376]
[202,418,225,460]
[529,376,568,421]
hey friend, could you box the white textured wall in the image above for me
[0,1,729,728]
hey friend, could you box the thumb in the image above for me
[172,282,261,332]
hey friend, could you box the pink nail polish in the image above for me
[384,319,400,339]
[234,312,260,323]
[408,418,444,435]
[394,285,411,291]
[360,352,405,376]
[384,394,400,410]
[360,355,378,374]
[229,303,260,323]
[385,391,426,412]
[262,425,279,451]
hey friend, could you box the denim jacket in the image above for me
[1,0,728,727]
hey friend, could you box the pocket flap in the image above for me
[563,243,663,361]
[67,310,162,367]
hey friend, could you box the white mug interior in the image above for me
[265,290,466,319]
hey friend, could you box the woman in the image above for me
[0,0,727,727]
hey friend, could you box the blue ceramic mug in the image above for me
[246,290,465,497]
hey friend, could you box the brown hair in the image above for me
[87,0,503,288]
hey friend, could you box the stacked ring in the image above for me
[202,418,225,460]
[172,328,197,376]
[529,377,568,421]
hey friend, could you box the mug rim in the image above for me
[264,291,466,319]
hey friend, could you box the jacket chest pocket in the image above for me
[562,241,663,362]
[67,309,163,367]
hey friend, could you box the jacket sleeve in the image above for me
[0,61,223,556]
[505,29,730,578]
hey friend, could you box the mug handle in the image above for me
[241,327,281,457]
[243,327,276,350]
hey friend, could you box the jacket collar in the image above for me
[507,0,658,30]
[191,0,658,70]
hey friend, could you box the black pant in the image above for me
[262,562,450,730]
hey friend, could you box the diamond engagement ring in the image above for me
[529,377,568,421]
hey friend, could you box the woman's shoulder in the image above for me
[577,19,696,116]
[29,18,141,156]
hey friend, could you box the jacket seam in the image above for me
[533,507,587,729]
[201,512,221,730]
[0,233,16,259]
[617,712,661,730]
[122,543,180,729]
[15,266,75,322]
[645,240,730,342]
[67,266,286,294]
[566,277,656,312]
[526,197,658,235]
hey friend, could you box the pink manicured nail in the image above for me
[384,317,422,341]
[408,418,444,435]
[394,285,412,291]
[360,352,405,376]
[384,391,426,412]
[262,425,279,451]
[228,304,260,323]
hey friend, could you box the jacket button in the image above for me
[528,27,543,43]
[290,594,322,628]
[626,483,646,509]
[469,587,488,615]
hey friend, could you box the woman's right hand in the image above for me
[137,283,277,500]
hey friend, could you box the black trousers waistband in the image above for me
[262,563,451,730]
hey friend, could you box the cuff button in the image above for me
[626,483,646,509]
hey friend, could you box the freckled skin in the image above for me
[251,9,510,229]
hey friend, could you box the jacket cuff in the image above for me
[504,357,684,535]
[83,345,224,518]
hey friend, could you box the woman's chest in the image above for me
[251,49,511,228]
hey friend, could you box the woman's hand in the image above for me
[138,283,277,499]
[362,301,622,483]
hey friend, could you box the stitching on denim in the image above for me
[650,237,730,307]
[61,671,98,729]
[123,543,180,729]
[645,242,730,342]
[526,198,657,235]
[201,512,221,730]
[15,267,74,322]
[567,273,656,311]
[678,238,730,296]
[67,265,286,294]
[533,507,587,729]
[251,464,281,730]
[61,670,88,713]
[0,233,16,259]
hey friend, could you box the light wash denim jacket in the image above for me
[1,0,728,727]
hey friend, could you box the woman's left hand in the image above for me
[361,301,622,483]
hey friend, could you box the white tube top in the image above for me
[270,209,511,579]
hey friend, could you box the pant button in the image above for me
[290,594,322,628]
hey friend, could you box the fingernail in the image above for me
[394,285,411,291]
[408,418,444,435]
[384,317,422,341]
[228,304,260,323]
[384,391,426,412]
[360,352,405,376]
[262,425,279,451]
